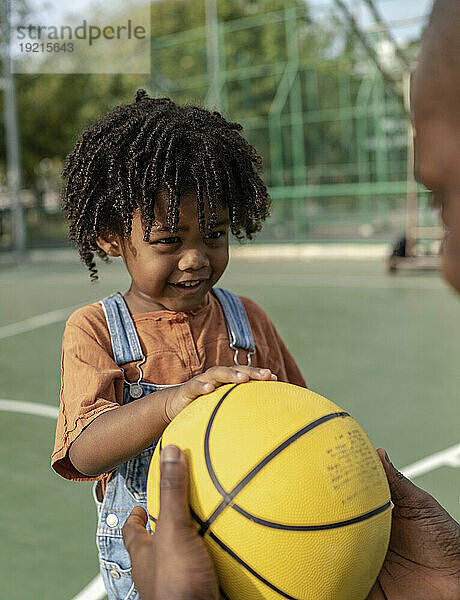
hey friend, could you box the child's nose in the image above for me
[177,247,210,271]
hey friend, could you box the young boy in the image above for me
[51,90,306,600]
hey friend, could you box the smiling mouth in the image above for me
[168,279,206,293]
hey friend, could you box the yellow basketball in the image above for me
[147,381,391,600]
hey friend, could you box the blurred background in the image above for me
[1,0,440,256]
[1,1,459,599]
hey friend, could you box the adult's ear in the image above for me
[96,234,123,257]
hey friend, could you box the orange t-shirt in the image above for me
[51,292,306,492]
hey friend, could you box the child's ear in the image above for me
[96,234,123,257]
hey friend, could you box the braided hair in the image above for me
[62,89,271,280]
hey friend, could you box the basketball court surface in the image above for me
[1,251,459,600]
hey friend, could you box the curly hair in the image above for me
[62,89,271,280]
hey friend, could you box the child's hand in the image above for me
[164,366,277,422]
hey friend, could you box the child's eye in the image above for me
[154,236,181,245]
[205,230,226,240]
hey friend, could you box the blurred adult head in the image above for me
[412,0,460,292]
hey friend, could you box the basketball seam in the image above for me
[207,530,300,600]
[202,400,350,535]
[231,500,392,530]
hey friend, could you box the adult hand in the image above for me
[367,448,460,599]
[123,445,219,600]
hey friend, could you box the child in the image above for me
[51,90,306,600]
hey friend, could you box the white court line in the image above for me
[70,576,105,600]
[401,443,460,478]
[0,399,58,418]
[0,304,81,340]
[1,399,458,600]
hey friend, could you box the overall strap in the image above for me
[212,287,256,365]
[100,293,144,366]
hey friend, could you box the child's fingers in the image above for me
[231,365,278,381]
[181,366,278,405]
[200,365,277,387]
[185,366,246,393]
[183,377,216,400]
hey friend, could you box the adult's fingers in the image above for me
[122,506,150,552]
[376,448,455,528]
[376,448,430,508]
[123,507,156,600]
[159,445,191,528]
[365,581,386,600]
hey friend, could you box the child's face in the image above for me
[102,190,230,313]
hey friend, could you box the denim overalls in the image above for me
[93,288,256,600]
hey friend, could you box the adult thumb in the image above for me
[377,448,429,508]
[159,444,191,527]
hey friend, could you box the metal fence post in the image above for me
[1,0,26,260]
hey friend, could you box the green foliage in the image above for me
[4,0,313,196]
[0,0,420,247]
[14,72,147,191]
